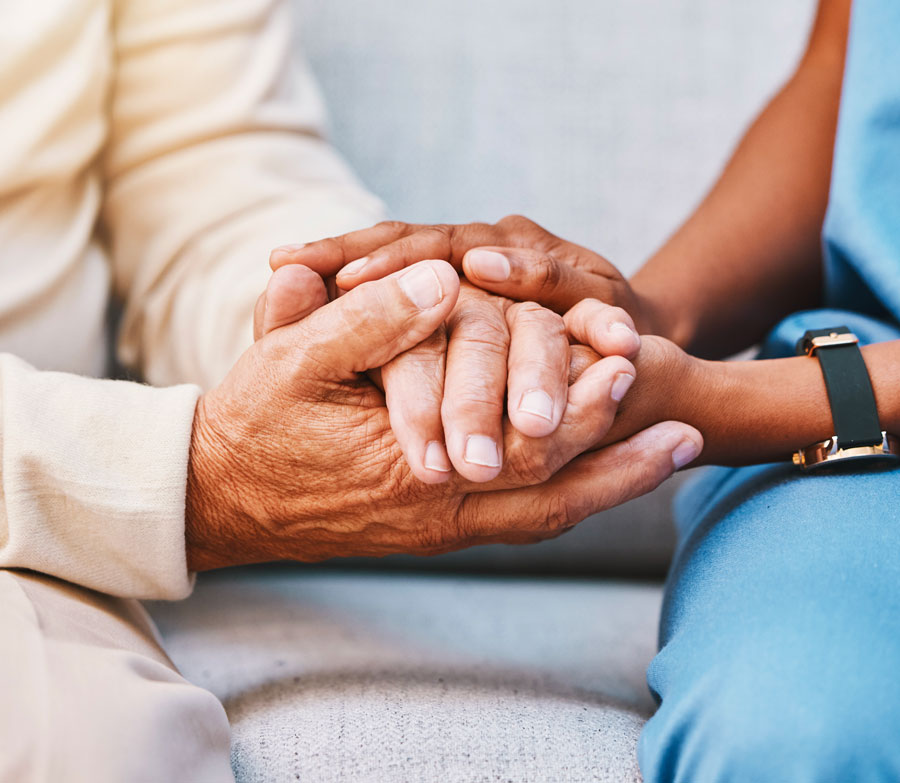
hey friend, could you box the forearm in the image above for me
[630,0,850,358]
[680,341,900,466]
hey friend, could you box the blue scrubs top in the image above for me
[823,0,900,323]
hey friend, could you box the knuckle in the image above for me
[414,520,454,551]
[445,361,508,407]
[344,282,416,350]
[604,305,629,322]
[542,493,579,532]
[441,500,480,547]
[256,332,294,369]
[343,280,386,324]
[442,386,504,421]
[387,388,442,429]
[534,252,563,293]
[452,220,493,240]
[577,297,603,314]
[565,298,601,330]
[376,220,412,234]
[319,235,344,257]
[497,214,536,232]
[389,225,453,260]
[509,302,565,333]
[506,442,556,486]
[394,325,446,356]
[424,225,454,257]
[452,309,510,346]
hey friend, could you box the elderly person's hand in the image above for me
[266,219,646,483]
[186,260,701,571]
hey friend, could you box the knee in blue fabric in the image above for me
[640,458,900,782]
[641,636,900,783]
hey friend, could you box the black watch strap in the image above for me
[795,327,883,449]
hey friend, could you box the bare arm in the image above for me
[631,0,852,358]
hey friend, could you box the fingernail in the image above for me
[273,243,306,254]
[518,389,554,421]
[399,265,444,309]
[424,441,452,472]
[464,435,501,468]
[672,438,701,469]
[341,257,369,276]
[610,372,634,402]
[609,321,641,348]
[467,250,511,282]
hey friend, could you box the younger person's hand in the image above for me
[562,299,706,464]
[269,215,664,335]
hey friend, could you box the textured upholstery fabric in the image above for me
[150,569,662,783]
[291,0,816,575]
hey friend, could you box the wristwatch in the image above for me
[793,327,900,469]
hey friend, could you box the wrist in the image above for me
[185,395,249,571]
[673,357,733,464]
[659,349,717,432]
[681,354,836,466]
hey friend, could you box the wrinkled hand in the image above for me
[269,215,662,333]
[186,260,702,571]
[263,224,645,482]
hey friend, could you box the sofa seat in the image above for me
[148,568,662,782]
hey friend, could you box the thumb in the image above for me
[253,265,329,341]
[458,420,703,538]
[283,259,460,379]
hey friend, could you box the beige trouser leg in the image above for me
[0,570,234,783]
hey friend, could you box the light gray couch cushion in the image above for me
[292,0,815,574]
[150,569,662,782]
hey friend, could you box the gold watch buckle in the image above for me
[801,331,859,357]
[793,431,900,469]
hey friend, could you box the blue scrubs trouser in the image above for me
[638,309,900,782]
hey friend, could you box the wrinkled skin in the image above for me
[184,260,701,572]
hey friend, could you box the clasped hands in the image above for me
[185,216,702,571]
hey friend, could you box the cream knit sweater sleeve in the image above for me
[102,0,384,390]
[0,0,383,599]
[0,354,201,599]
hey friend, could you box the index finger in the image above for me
[333,222,505,289]
[273,221,508,290]
[269,221,420,275]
